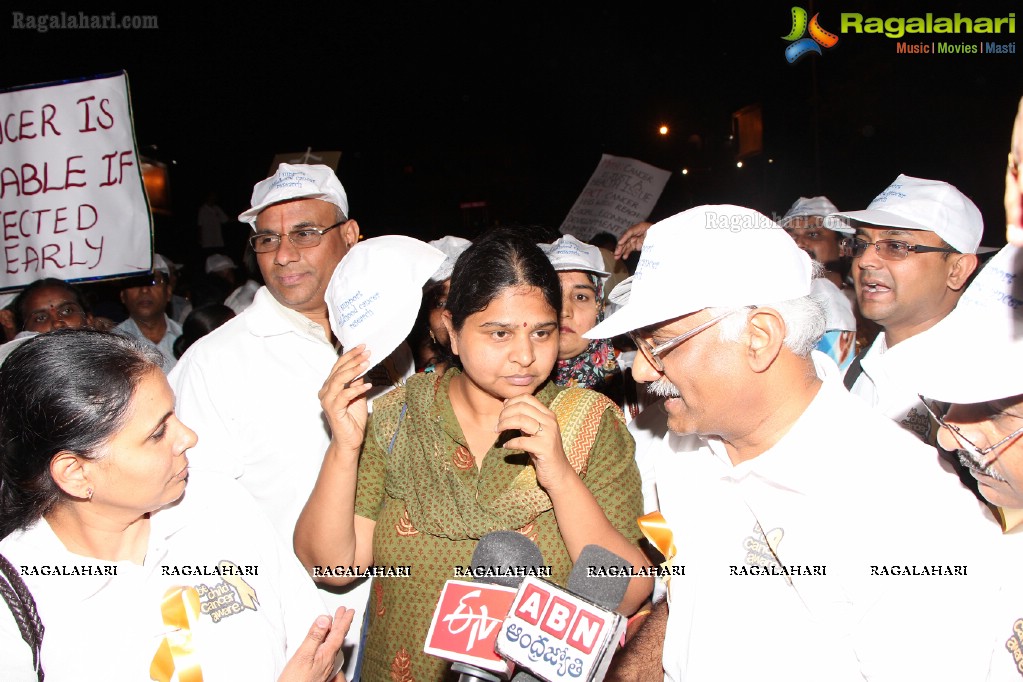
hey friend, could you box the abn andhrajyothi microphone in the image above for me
[424,531,546,681]
[496,544,631,682]
[325,235,445,377]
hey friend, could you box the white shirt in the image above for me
[0,331,37,366]
[0,472,325,681]
[658,379,1002,682]
[168,286,413,678]
[115,314,183,374]
[982,519,1023,681]
[847,333,934,442]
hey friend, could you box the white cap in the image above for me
[0,292,17,310]
[886,244,1023,404]
[780,196,840,227]
[541,234,609,279]
[585,205,813,339]
[205,254,237,274]
[326,236,445,378]
[238,163,349,227]
[605,276,633,318]
[152,254,172,275]
[428,236,472,283]
[824,174,983,254]
[811,277,856,332]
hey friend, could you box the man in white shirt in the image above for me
[587,205,999,681]
[115,254,182,373]
[169,164,413,677]
[825,174,981,442]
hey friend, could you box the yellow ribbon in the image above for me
[638,511,677,579]
[150,586,204,682]
[217,561,259,610]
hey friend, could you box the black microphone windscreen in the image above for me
[470,530,544,588]
[567,544,631,611]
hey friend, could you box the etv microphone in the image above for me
[496,544,632,682]
[424,531,545,681]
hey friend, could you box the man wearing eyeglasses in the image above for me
[824,174,982,443]
[588,205,998,682]
[169,164,414,678]
[115,253,182,372]
[885,242,1023,681]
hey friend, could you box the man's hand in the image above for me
[614,222,653,260]
[279,607,356,682]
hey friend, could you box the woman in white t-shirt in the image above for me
[0,329,352,681]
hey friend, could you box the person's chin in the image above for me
[976,477,1022,509]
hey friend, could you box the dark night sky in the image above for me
[3,1,1021,263]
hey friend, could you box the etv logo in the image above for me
[782,7,839,63]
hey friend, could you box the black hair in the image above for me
[173,304,235,359]
[0,329,162,538]
[12,278,91,330]
[446,228,561,331]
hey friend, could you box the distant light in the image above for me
[767,158,774,164]
[736,161,744,168]
[171,160,178,165]
[681,168,689,175]
[658,125,669,135]
[728,134,734,141]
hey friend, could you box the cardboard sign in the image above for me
[559,154,670,241]
[0,71,152,291]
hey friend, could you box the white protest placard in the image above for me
[0,71,152,291]
[560,154,671,241]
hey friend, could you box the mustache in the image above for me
[955,449,1007,482]
[646,377,681,399]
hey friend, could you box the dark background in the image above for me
[3,0,1021,265]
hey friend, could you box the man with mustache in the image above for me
[589,205,998,681]
[887,242,1023,681]
[825,174,981,442]
[116,253,182,372]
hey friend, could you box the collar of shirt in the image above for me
[245,287,330,345]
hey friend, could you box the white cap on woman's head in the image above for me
[428,236,472,282]
[825,174,983,254]
[541,234,609,279]
[887,244,1023,404]
[238,163,349,227]
[585,205,813,339]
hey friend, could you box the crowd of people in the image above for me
[0,95,1022,681]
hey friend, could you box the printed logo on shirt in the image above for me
[900,406,933,442]
[1005,618,1023,677]
[193,559,260,624]
[743,523,785,570]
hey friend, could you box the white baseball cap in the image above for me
[428,236,473,283]
[205,254,237,274]
[585,205,813,339]
[779,196,839,227]
[824,174,983,254]
[325,236,445,378]
[811,277,856,332]
[541,234,609,280]
[152,254,172,275]
[886,244,1023,404]
[238,163,349,227]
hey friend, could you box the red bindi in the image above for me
[523,322,527,327]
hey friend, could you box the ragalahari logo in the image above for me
[783,7,839,63]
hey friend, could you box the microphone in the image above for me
[496,544,632,682]
[424,531,546,681]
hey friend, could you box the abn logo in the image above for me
[782,7,839,63]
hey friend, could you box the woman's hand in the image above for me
[318,345,373,453]
[278,606,355,682]
[496,394,574,492]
